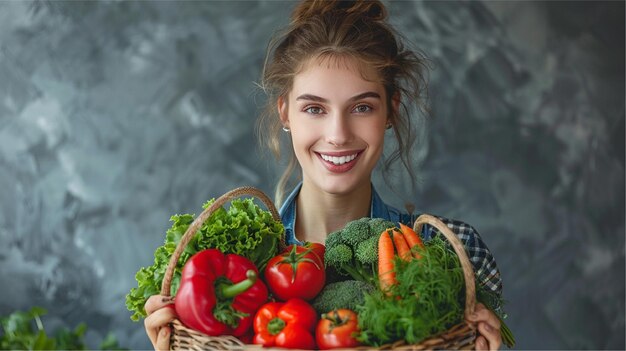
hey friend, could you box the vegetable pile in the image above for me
[125,198,284,321]
[322,217,514,348]
[128,198,514,349]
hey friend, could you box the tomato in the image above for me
[253,299,318,350]
[283,243,325,266]
[315,309,361,350]
[297,242,326,264]
[265,244,325,301]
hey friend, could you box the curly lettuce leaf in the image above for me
[125,198,283,321]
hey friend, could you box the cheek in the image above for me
[357,124,386,149]
[289,121,325,153]
[290,126,319,155]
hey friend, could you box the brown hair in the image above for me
[256,0,430,206]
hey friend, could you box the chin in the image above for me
[315,174,368,196]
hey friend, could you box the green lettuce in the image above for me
[125,198,284,321]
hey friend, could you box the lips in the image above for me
[315,150,363,173]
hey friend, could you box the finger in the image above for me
[475,335,488,351]
[155,326,171,351]
[144,307,176,347]
[145,295,175,315]
[144,317,158,348]
[466,303,501,330]
[477,321,502,351]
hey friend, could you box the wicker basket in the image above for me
[160,187,477,350]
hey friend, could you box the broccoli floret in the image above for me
[324,230,344,250]
[367,217,395,237]
[340,218,372,247]
[324,217,395,284]
[325,243,353,266]
[355,235,378,266]
[311,280,377,314]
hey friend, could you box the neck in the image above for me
[294,180,372,244]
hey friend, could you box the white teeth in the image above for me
[320,153,357,165]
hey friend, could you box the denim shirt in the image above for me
[279,182,414,246]
[277,182,503,295]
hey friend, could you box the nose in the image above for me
[325,112,353,147]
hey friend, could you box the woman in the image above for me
[145,1,503,349]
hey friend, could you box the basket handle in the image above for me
[413,214,476,317]
[160,186,283,296]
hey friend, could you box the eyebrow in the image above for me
[295,91,382,103]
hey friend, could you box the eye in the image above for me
[353,104,373,114]
[304,106,325,115]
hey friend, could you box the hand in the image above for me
[144,295,177,351]
[466,303,501,351]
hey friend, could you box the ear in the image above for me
[391,92,401,115]
[277,96,289,127]
[387,92,401,127]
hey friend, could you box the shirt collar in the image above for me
[370,184,390,219]
[278,182,302,245]
[279,182,395,242]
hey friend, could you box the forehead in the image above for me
[298,54,382,85]
[291,54,384,96]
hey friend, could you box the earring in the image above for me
[385,123,393,130]
[282,127,291,132]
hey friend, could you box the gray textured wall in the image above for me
[0,1,623,349]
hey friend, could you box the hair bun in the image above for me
[291,0,387,25]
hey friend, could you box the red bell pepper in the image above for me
[253,298,318,350]
[175,249,268,336]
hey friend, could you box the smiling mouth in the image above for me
[319,153,358,165]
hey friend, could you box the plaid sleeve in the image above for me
[421,216,503,296]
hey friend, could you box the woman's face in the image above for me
[279,56,389,196]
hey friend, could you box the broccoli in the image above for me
[339,218,372,247]
[324,229,344,249]
[355,235,378,266]
[324,217,395,284]
[311,280,377,314]
[325,243,352,265]
[367,217,396,237]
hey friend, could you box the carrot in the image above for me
[378,228,396,293]
[391,230,412,261]
[399,222,424,259]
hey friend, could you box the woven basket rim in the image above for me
[170,318,476,350]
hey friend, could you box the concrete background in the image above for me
[0,1,623,349]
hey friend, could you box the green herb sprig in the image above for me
[355,235,465,346]
[0,307,125,350]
